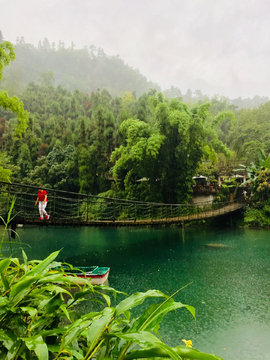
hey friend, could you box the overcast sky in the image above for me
[2,0,270,98]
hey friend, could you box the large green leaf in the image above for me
[0,297,9,307]
[34,284,71,296]
[60,304,71,321]
[157,343,183,360]
[97,292,111,307]
[131,299,195,333]
[0,329,16,342]
[22,250,28,265]
[1,273,10,291]
[0,258,10,274]
[115,330,184,359]
[39,327,67,337]
[73,288,95,300]
[4,339,22,360]
[63,346,84,359]
[9,274,42,304]
[24,335,49,360]
[47,344,61,353]
[44,293,63,315]
[92,284,127,299]
[123,347,170,359]
[115,330,161,346]
[38,273,72,285]
[124,345,224,360]
[20,306,38,317]
[60,319,92,350]
[173,345,224,360]
[115,290,166,317]
[86,307,114,350]
[19,250,60,281]
[29,317,57,332]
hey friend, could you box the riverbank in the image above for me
[242,200,270,228]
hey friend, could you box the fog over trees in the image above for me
[0,35,160,98]
[0,33,269,109]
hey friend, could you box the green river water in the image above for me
[2,225,270,360]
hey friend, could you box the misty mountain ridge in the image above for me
[0,35,269,109]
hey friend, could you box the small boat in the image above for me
[55,266,110,285]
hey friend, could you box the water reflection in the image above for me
[2,225,270,360]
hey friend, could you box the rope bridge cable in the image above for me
[0,181,246,225]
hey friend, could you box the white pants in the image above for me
[38,201,48,218]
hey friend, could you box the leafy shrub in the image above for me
[244,206,270,227]
[0,251,223,359]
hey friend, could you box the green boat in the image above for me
[55,266,110,285]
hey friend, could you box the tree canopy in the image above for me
[0,41,28,138]
[111,94,230,203]
[0,41,29,181]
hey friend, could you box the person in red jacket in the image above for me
[35,187,49,220]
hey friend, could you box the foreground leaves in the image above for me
[0,251,223,359]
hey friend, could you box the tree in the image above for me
[78,145,98,194]
[0,41,28,182]
[38,70,55,87]
[111,118,165,201]
[228,102,270,163]
[183,88,192,102]
[17,143,32,178]
[0,41,15,78]
[111,93,230,203]
[0,166,11,182]
[78,118,87,145]
[163,86,182,99]
[23,144,76,190]
[0,41,28,138]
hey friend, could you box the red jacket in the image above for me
[37,190,47,202]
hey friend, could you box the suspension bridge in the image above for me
[0,181,246,227]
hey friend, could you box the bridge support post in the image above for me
[53,191,56,220]
[77,195,80,219]
[7,183,10,214]
[182,220,185,242]
[86,196,88,222]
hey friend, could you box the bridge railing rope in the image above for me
[0,181,245,224]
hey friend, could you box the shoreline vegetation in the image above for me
[242,200,270,228]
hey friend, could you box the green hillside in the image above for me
[0,37,160,97]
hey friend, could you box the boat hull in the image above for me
[74,270,110,285]
[56,266,110,285]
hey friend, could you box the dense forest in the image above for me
[1,33,270,208]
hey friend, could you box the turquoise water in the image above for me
[2,225,270,359]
